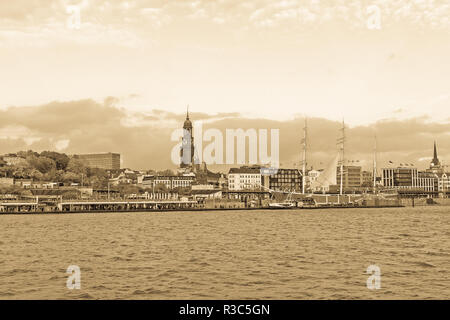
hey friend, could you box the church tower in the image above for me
[430,141,441,168]
[428,141,444,175]
[180,106,195,168]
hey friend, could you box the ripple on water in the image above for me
[0,207,449,299]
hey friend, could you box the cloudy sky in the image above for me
[0,0,449,170]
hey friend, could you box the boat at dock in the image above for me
[268,202,296,209]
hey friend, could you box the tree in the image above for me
[157,169,174,176]
[27,155,56,174]
[66,158,88,175]
[17,150,39,159]
[153,183,169,193]
[12,162,33,178]
[89,175,109,189]
[0,185,32,196]
[62,172,80,183]
[40,151,70,170]
[29,169,44,181]
[0,166,12,177]
[62,190,80,200]
[116,184,142,196]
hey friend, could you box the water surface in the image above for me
[0,207,449,299]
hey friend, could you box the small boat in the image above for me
[268,191,297,209]
[268,202,296,209]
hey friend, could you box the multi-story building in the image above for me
[267,168,302,192]
[75,153,121,170]
[228,167,262,191]
[336,166,362,190]
[138,175,194,190]
[382,167,435,192]
[437,173,450,194]
[228,166,303,192]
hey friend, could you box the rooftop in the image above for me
[228,167,261,174]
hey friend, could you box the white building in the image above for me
[138,175,194,189]
[227,167,262,191]
[382,167,435,192]
[307,169,323,192]
[436,173,450,194]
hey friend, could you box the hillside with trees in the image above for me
[0,150,110,188]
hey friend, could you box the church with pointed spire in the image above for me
[428,141,443,175]
[430,141,441,168]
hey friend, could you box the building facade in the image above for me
[228,167,262,191]
[308,169,323,192]
[76,153,120,170]
[139,175,194,190]
[336,166,362,190]
[437,173,450,194]
[267,168,302,192]
[382,167,435,192]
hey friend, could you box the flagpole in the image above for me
[373,134,377,194]
[340,119,345,196]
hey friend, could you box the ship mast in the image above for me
[301,117,307,194]
[373,134,377,194]
[338,120,345,196]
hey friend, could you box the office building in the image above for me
[267,168,302,192]
[382,167,435,192]
[336,166,362,190]
[76,153,121,170]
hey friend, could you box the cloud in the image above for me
[55,138,70,151]
[2,1,449,45]
[0,98,449,171]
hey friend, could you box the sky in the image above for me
[0,0,449,170]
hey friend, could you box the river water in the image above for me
[0,207,449,299]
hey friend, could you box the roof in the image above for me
[142,175,194,181]
[191,189,222,195]
[228,167,261,174]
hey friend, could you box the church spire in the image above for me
[433,141,438,161]
[431,141,441,167]
[186,105,189,120]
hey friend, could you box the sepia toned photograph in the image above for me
[0,0,449,308]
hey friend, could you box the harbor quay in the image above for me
[0,192,403,214]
